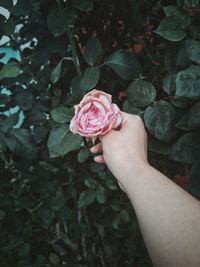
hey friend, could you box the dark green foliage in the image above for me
[83,37,102,66]
[144,101,178,143]
[105,50,142,80]
[0,0,200,266]
[0,62,21,79]
[127,80,156,107]
[80,67,100,91]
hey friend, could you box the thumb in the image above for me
[99,112,128,142]
[120,111,143,132]
[99,113,126,143]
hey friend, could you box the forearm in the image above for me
[97,112,200,266]
[118,163,200,267]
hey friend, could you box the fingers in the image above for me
[90,143,105,163]
[94,155,105,163]
[90,142,103,154]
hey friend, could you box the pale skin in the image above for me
[90,112,200,267]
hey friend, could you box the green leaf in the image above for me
[170,132,200,163]
[47,8,65,37]
[11,0,34,15]
[78,190,96,208]
[170,98,189,108]
[0,132,7,152]
[37,208,54,226]
[175,101,200,130]
[144,101,178,143]
[120,209,130,223]
[0,113,19,132]
[84,178,98,189]
[122,100,141,115]
[184,40,200,64]
[184,0,199,7]
[164,46,177,73]
[148,137,171,155]
[175,113,193,131]
[77,147,91,163]
[162,73,176,95]
[0,62,21,80]
[164,44,190,73]
[33,125,49,144]
[30,105,48,125]
[47,126,82,158]
[83,37,102,66]
[98,170,107,180]
[80,67,100,91]
[36,255,45,265]
[71,75,83,99]
[47,8,73,37]
[187,102,200,127]
[105,179,118,190]
[105,50,142,80]
[18,243,31,258]
[189,161,200,200]
[51,188,65,211]
[14,198,35,209]
[50,106,73,123]
[0,210,5,220]
[189,24,200,40]
[154,16,186,41]
[127,80,156,107]
[4,128,38,160]
[113,209,130,230]
[74,0,93,11]
[0,0,13,9]
[53,88,62,98]
[49,253,60,265]
[14,91,34,110]
[51,60,63,83]
[96,186,107,204]
[176,65,200,99]
[3,17,16,36]
[90,162,105,173]
[0,94,11,105]
[163,5,190,28]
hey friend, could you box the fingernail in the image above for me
[94,156,98,162]
[94,156,100,162]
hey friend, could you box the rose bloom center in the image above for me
[85,102,107,128]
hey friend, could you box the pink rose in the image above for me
[70,89,122,138]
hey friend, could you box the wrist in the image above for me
[116,160,151,191]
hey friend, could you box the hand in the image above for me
[90,112,149,184]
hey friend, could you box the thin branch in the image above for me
[67,27,82,77]
[0,151,21,179]
[56,0,82,77]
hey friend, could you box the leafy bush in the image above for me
[0,0,200,266]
